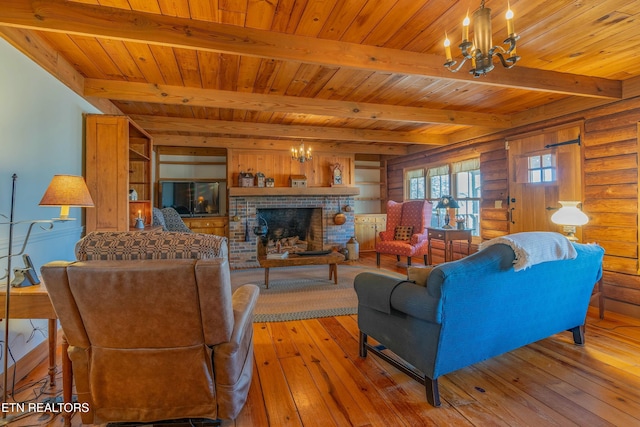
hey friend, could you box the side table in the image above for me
[0,283,73,426]
[427,228,472,263]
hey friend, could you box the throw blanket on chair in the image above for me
[479,231,577,272]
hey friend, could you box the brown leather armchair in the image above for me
[41,232,258,425]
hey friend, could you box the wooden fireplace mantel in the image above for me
[228,187,360,197]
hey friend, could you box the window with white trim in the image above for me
[406,168,425,200]
[452,158,481,236]
[404,158,481,236]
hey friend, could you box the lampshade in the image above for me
[436,195,460,209]
[551,201,589,226]
[39,174,94,220]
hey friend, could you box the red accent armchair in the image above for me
[376,200,433,266]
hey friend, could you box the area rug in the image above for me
[230,264,404,322]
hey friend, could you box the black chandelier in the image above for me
[444,0,520,77]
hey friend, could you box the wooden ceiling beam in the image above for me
[0,0,621,99]
[623,75,640,99]
[130,115,449,146]
[152,135,409,156]
[85,78,511,128]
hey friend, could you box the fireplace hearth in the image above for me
[227,194,355,268]
[257,208,323,255]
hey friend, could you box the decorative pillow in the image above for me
[161,207,192,233]
[394,225,414,241]
[407,266,434,287]
[152,207,168,231]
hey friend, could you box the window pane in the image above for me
[471,170,481,198]
[454,200,480,236]
[430,175,450,199]
[408,177,425,199]
[529,155,541,169]
[542,154,554,167]
[529,170,541,183]
[543,168,555,182]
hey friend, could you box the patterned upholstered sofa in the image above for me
[75,230,228,260]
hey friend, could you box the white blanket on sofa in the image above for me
[479,232,577,272]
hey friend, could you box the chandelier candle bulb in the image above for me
[462,14,470,41]
[444,35,452,62]
[506,7,515,36]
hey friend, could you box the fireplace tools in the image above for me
[253,215,268,236]
[244,201,251,242]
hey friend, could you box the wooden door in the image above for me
[508,126,582,238]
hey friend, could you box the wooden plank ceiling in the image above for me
[1,0,640,155]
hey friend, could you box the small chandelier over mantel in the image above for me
[444,0,520,77]
[291,141,312,163]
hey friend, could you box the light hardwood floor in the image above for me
[5,253,640,426]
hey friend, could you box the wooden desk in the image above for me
[0,283,72,426]
[427,228,472,263]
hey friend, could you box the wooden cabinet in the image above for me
[355,214,387,252]
[182,217,228,237]
[85,115,153,232]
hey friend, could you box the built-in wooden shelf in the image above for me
[228,187,360,197]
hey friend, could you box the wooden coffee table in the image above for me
[258,251,345,288]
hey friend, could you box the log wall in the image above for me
[386,96,640,311]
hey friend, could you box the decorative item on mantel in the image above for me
[330,163,344,187]
[265,177,275,188]
[238,171,254,187]
[290,175,307,188]
[255,172,265,188]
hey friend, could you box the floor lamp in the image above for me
[1,174,93,417]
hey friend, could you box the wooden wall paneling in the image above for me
[480,146,509,239]
[584,169,638,187]
[584,108,640,132]
[582,112,640,304]
[229,149,354,188]
[604,271,640,306]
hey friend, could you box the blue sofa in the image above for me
[354,237,604,406]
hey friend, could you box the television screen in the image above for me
[159,181,223,216]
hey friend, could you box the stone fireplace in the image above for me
[227,193,356,268]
